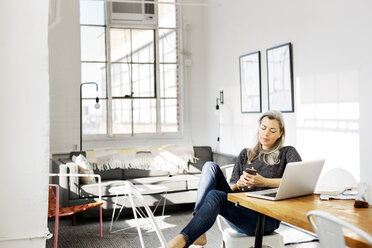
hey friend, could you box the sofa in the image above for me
[51,146,237,216]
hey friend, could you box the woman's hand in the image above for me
[235,168,281,191]
[244,171,267,187]
[236,173,249,189]
[237,168,267,188]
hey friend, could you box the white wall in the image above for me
[49,0,81,153]
[187,0,372,183]
[0,0,49,247]
[181,3,211,147]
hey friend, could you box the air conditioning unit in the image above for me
[108,0,157,27]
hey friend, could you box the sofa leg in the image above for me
[221,240,226,248]
[72,214,76,226]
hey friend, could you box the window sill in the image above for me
[84,132,183,140]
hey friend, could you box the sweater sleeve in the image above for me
[229,149,246,185]
[285,146,302,163]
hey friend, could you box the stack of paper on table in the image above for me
[314,185,357,200]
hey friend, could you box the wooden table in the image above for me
[228,193,372,248]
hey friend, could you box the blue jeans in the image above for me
[180,162,280,247]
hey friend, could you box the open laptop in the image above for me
[245,159,325,201]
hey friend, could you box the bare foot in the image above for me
[167,234,187,248]
[192,233,207,246]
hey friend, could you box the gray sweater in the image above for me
[229,146,302,191]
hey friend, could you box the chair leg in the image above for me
[54,216,59,248]
[100,205,103,238]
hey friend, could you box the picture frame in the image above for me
[239,51,262,113]
[266,42,294,112]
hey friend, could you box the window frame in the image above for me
[80,1,184,141]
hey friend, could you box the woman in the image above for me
[167,110,302,248]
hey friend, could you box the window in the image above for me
[80,0,180,137]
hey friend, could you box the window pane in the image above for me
[110,29,131,63]
[111,63,131,97]
[133,99,156,133]
[132,29,154,63]
[112,99,131,134]
[158,0,176,28]
[159,29,177,63]
[160,64,177,97]
[82,99,107,134]
[80,0,105,25]
[79,3,181,136]
[132,64,155,97]
[81,63,106,98]
[81,26,106,61]
[161,99,178,132]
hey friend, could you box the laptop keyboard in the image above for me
[263,192,277,197]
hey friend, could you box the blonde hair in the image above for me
[247,110,285,165]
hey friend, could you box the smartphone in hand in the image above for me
[244,168,257,175]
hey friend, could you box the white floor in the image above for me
[276,222,318,245]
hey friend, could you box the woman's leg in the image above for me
[180,189,231,247]
[220,204,280,236]
[177,190,280,247]
[191,162,231,245]
[193,161,232,214]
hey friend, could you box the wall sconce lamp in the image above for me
[80,82,100,152]
[216,90,224,110]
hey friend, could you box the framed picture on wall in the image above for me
[266,42,294,112]
[239,51,262,113]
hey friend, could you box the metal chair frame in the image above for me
[125,181,168,248]
[307,210,372,248]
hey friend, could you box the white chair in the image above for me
[307,210,372,248]
[125,181,168,248]
[217,164,284,248]
[217,216,284,248]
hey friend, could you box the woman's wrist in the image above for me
[236,181,243,191]
[264,178,281,188]
[236,183,241,191]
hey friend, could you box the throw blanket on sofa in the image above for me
[86,144,196,174]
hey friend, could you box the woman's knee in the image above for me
[206,189,227,205]
[202,161,219,173]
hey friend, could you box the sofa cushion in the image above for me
[80,180,127,198]
[79,175,193,198]
[188,146,213,174]
[72,155,97,184]
[93,168,123,181]
[123,169,169,179]
[185,174,201,190]
[128,175,188,192]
